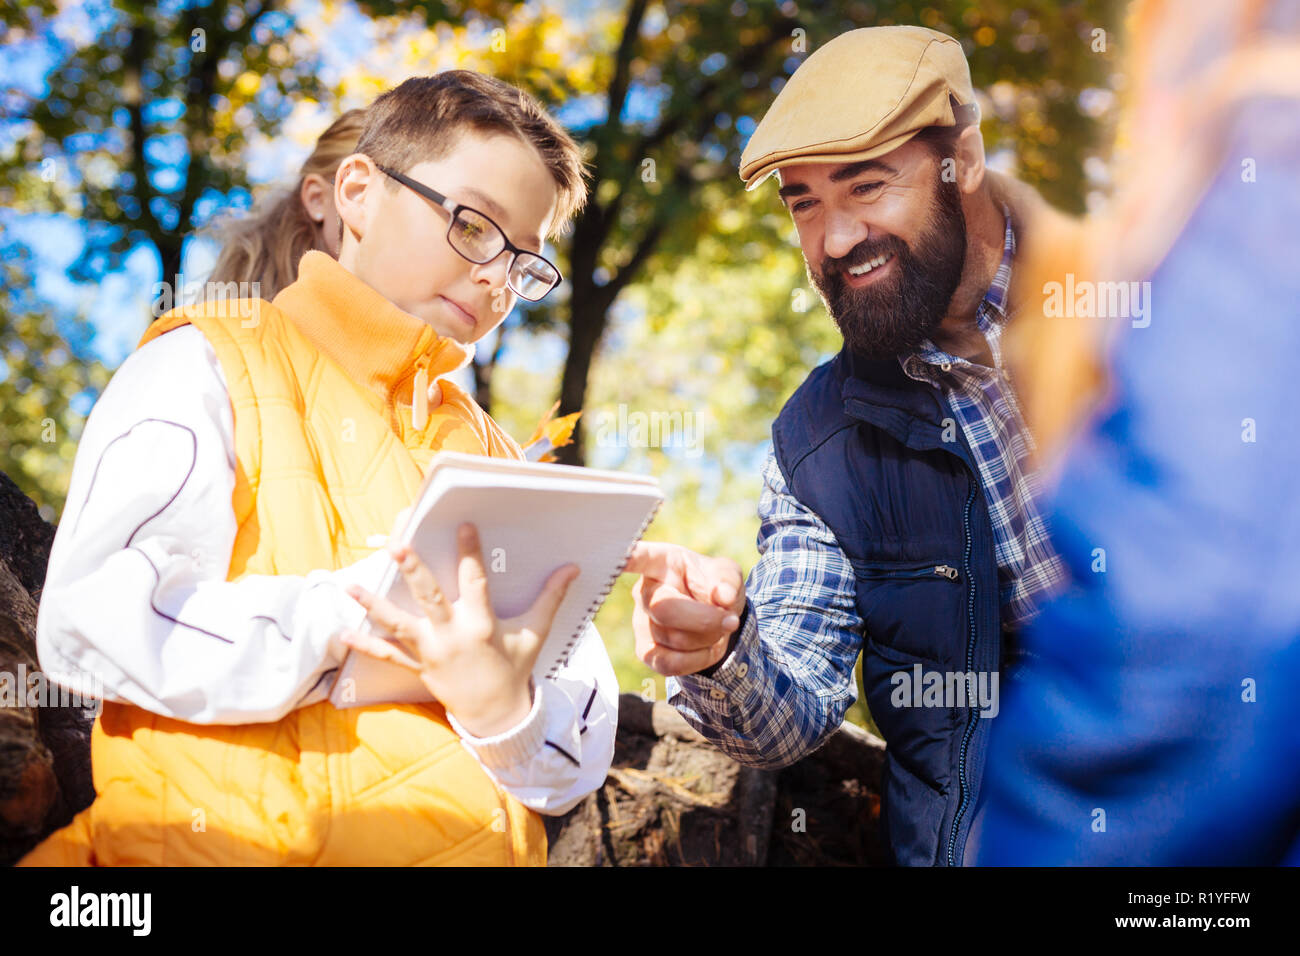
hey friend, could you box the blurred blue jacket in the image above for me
[974,95,1300,865]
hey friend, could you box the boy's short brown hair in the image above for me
[357,71,588,237]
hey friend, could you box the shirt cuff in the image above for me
[696,600,748,678]
[446,680,547,771]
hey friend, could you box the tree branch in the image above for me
[604,0,650,139]
[125,23,163,250]
[597,214,667,313]
[587,13,797,256]
[177,2,274,235]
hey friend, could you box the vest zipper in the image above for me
[946,477,980,866]
[412,361,430,431]
[395,355,433,434]
[857,563,960,581]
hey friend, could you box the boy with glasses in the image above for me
[376,164,563,304]
[21,72,614,866]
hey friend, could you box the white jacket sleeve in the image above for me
[40,324,617,810]
[447,621,618,816]
[36,325,389,725]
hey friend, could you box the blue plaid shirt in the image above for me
[667,214,1066,768]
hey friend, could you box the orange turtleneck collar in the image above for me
[272,250,473,412]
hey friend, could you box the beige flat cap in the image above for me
[739,25,979,191]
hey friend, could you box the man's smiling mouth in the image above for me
[847,252,894,277]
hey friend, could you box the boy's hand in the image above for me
[624,542,746,677]
[340,523,579,737]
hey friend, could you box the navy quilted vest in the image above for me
[771,346,1006,865]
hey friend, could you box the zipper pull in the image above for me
[935,565,959,580]
[412,362,429,431]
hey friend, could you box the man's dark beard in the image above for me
[809,178,967,360]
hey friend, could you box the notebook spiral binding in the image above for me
[543,495,664,679]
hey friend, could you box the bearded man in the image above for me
[624,25,1065,866]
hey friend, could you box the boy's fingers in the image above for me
[390,545,450,623]
[339,628,421,672]
[455,523,492,611]
[348,585,418,642]
[521,564,580,638]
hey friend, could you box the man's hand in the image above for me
[341,523,579,737]
[624,542,746,677]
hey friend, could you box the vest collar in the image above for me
[840,347,942,418]
[838,347,968,459]
[272,251,474,411]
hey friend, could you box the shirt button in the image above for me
[710,688,726,700]
[940,362,953,372]
[736,662,749,678]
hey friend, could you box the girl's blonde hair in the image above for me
[206,108,366,299]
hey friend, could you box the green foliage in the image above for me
[0,254,110,522]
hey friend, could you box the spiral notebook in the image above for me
[328,451,663,708]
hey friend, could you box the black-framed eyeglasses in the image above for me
[376,164,561,302]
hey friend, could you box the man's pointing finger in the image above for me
[624,541,680,582]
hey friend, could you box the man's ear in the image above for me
[953,124,987,196]
[299,173,331,225]
[334,153,375,245]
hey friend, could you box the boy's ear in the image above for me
[334,153,376,245]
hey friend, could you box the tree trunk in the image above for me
[0,472,95,865]
[555,301,607,466]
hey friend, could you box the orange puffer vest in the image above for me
[20,253,546,866]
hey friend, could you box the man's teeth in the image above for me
[848,253,893,276]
